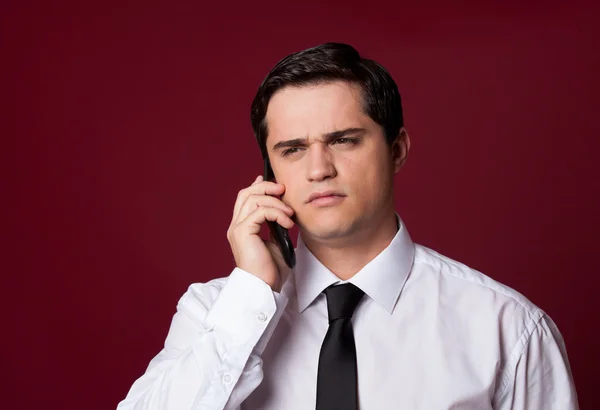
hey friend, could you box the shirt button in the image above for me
[223,374,232,384]
[257,312,267,322]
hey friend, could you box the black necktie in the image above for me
[316,283,365,410]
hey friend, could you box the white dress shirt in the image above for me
[117,217,579,410]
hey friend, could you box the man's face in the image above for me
[265,81,407,242]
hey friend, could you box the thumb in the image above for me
[265,240,291,287]
[265,239,286,269]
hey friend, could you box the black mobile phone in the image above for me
[263,158,296,269]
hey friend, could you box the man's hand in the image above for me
[227,175,295,292]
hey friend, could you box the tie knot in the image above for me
[323,283,365,322]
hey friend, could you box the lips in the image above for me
[307,190,346,203]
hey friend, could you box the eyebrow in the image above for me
[271,127,366,151]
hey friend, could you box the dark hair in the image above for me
[250,42,404,159]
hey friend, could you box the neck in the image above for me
[300,210,399,281]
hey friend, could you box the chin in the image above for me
[300,211,357,240]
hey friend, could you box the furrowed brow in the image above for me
[271,128,366,151]
[322,127,366,142]
[272,138,307,151]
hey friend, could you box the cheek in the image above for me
[355,171,378,202]
[349,157,391,204]
[278,174,303,208]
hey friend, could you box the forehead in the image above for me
[265,81,372,144]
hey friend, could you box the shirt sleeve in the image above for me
[116,268,289,410]
[493,313,579,409]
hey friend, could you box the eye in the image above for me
[333,137,359,145]
[282,147,301,157]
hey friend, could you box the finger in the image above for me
[233,180,286,222]
[236,194,294,224]
[251,175,263,185]
[235,175,263,220]
[238,206,295,236]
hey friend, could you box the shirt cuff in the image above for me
[205,267,288,355]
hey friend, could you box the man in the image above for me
[117,43,578,409]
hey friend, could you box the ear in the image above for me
[392,128,410,174]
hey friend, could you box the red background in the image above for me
[3,1,598,408]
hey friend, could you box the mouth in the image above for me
[306,190,346,205]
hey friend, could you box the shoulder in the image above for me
[410,245,576,404]
[413,243,544,320]
[411,243,550,365]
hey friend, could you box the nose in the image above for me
[306,143,337,182]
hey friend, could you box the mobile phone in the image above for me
[263,158,296,269]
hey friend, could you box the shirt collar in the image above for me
[292,214,415,314]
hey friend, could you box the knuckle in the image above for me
[250,207,262,220]
[242,193,257,207]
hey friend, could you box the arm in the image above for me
[117,174,295,410]
[493,313,579,409]
[116,268,288,410]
